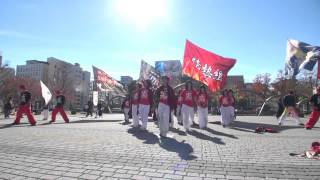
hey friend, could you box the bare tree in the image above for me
[0,64,14,102]
[0,76,41,107]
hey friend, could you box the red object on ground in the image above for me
[311,142,320,153]
[264,128,278,133]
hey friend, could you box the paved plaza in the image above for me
[0,114,319,180]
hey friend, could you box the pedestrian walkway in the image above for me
[0,114,319,179]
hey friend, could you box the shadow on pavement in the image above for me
[127,128,159,144]
[191,122,238,139]
[210,120,306,133]
[187,130,225,145]
[210,121,222,125]
[169,127,187,136]
[0,123,35,129]
[205,127,238,139]
[40,122,53,126]
[0,124,14,129]
[71,120,123,123]
[170,125,234,143]
[159,137,197,160]
[120,121,131,125]
[127,127,197,160]
[229,126,254,133]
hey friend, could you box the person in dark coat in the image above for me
[12,85,36,126]
[50,90,69,123]
[86,100,93,117]
[4,97,13,119]
[278,91,303,126]
[276,92,284,120]
[121,96,131,123]
[95,101,103,118]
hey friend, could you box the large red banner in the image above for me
[183,40,236,92]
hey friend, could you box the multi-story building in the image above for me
[46,57,91,110]
[79,70,91,108]
[16,60,49,83]
[4,68,15,77]
[0,52,15,80]
[244,83,253,90]
[15,57,90,110]
[120,76,133,86]
[225,75,245,90]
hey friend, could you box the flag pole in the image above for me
[317,59,320,87]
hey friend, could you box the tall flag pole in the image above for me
[182,40,236,92]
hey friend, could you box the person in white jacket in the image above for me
[131,83,142,128]
[137,80,153,130]
[197,85,209,129]
[180,81,197,132]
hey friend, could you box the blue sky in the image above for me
[0,0,319,82]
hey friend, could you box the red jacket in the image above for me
[197,92,208,108]
[138,88,153,106]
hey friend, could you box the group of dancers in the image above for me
[3,77,320,132]
[121,76,236,137]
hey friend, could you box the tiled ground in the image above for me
[0,113,319,180]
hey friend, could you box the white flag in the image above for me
[40,80,52,105]
[93,91,98,106]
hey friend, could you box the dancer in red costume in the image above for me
[305,87,320,130]
[50,90,69,123]
[12,85,36,126]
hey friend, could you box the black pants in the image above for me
[4,109,10,118]
[96,110,102,117]
[276,107,284,118]
[86,110,93,117]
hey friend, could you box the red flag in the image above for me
[183,40,236,92]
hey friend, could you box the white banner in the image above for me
[93,91,98,106]
[40,80,52,105]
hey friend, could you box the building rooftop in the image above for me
[26,60,49,65]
